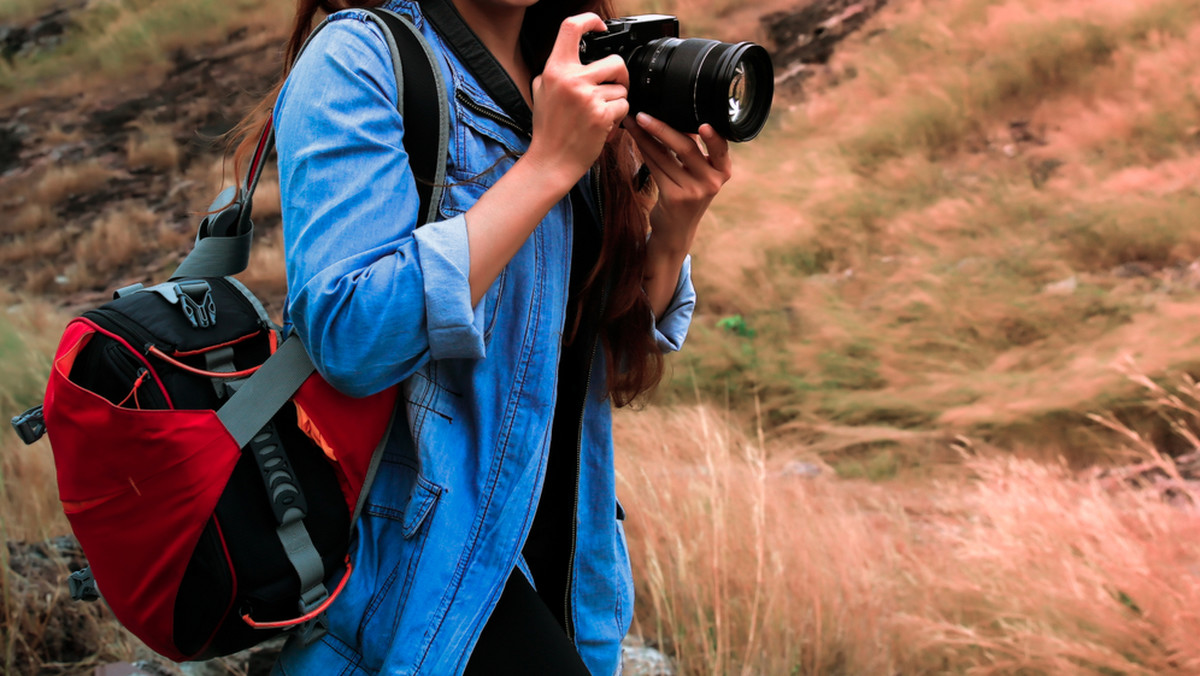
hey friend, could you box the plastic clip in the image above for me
[177,280,217,329]
[11,405,45,445]
[69,567,100,602]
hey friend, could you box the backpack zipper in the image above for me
[87,307,172,356]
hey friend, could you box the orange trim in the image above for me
[54,330,94,378]
[296,401,339,462]
[240,557,353,629]
[172,331,263,357]
[61,494,119,513]
[148,346,260,379]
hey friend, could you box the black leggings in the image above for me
[462,569,592,675]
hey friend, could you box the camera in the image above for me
[579,15,774,143]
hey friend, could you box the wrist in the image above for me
[645,230,690,278]
[521,142,586,196]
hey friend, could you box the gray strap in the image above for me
[225,276,279,330]
[352,411,397,525]
[216,335,314,449]
[365,8,450,225]
[171,227,253,280]
[277,514,329,610]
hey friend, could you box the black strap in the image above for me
[421,0,533,134]
[173,8,448,280]
[366,8,446,224]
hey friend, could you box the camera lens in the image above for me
[628,38,774,142]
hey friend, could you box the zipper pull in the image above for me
[117,368,151,409]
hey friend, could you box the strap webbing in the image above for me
[277,514,329,611]
[366,8,449,227]
[216,335,314,449]
[172,8,448,280]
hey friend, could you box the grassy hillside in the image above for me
[656,0,1200,471]
[2,0,1200,673]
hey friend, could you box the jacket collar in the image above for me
[421,0,534,134]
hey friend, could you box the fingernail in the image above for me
[636,112,652,126]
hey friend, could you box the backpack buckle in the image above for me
[69,567,101,602]
[142,280,218,329]
[176,281,217,329]
[11,405,46,445]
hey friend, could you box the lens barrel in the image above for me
[628,37,774,142]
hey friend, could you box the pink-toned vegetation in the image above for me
[2,0,1200,672]
[616,398,1200,675]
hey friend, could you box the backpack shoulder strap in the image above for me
[199,12,449,629]
[364,7,450,227]
[171,8,450,280]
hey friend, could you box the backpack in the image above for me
[10,8,449,662]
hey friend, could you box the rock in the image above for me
[622,635,675,676]
[760,0,889,93]
[1041,275,1077,296]
[0,123,25,175]
[95,663,154,676]
[779,460,823,478]
[1112,261,1157,278]
[0,1,86,62]
[4,536,123,672]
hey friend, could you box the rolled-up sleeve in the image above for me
[275,14,486,398]
[651,255,695,353]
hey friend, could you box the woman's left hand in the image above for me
[624,113,732,319]
[624,112,733,256]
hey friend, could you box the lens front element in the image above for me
[728,61,753,127]
[626,37,774,142]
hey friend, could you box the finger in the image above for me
[638,113,721,179]
[699,124,732,178]
[625,116,687,187]
[595,83,628,103]
[550,13,607,66]
[584,54,630,88]
[604,98,630,127]
[636,113,707,166]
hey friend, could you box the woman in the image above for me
[234,0,731,672]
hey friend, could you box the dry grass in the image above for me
[672,0,1200,457]
[64,202,189,292]
[125,123,181,174]
[32,162,119,208]
[0,295,70,543]
[616,402,1200,675]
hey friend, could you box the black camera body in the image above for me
[579,14,681,62]
[580,15,774,142]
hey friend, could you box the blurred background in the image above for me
[2,0,1199,673]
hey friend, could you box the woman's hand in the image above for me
[527,14,630,193]
[624,113,733,317]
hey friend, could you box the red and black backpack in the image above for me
[10,8,448,662]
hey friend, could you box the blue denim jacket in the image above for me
[271,2,694,674]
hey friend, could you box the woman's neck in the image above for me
[449,0,533,105]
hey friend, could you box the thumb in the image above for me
[548,12,607,66]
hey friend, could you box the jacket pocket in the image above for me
[354,459,443,670]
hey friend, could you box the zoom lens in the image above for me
[628,38,774,142]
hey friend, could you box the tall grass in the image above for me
[0,298,70,543]
[616,403,1200,675]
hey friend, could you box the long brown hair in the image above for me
[232,0,663,407]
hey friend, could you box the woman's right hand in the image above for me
[527,13,629,191]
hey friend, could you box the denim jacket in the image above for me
[270,2,694,674]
